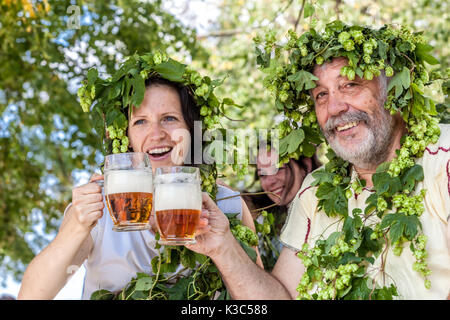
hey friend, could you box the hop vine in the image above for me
[255,21,444,299]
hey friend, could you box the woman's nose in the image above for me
[148,121,166,141]
[260,174,277,190]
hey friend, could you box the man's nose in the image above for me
[327,90,349,117]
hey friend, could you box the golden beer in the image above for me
[155,208,201,240]
[104,153,153,232]
[106,192,153,228]
[154,167,202,245]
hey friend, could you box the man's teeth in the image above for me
[149,147,171,154]
[336,121,358,132]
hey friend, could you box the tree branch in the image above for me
[334,0,342,20]
[197,0,296,40]
[294,0,307,31]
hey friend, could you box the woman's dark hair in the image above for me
[126,76,201,164]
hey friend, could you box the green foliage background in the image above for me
[0,0,448,286]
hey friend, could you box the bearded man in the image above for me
[187,23,450,300]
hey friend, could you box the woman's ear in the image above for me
[301,157,313,174]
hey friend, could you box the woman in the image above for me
[246,148,319,217]
[18,56,259,300]
[243,148,319,269]
[257,148,316,208]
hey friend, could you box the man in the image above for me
[188,27,450,299]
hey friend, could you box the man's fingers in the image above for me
[195,223,211,236]
[202,192,219,212]
[200,209,209,218]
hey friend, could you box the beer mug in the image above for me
[104,152,153,232]
[154,166,202,245]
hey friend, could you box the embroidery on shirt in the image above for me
[297,185,312,198]
[425,146,449,155]
[447,159,450,196]
[304,218,311,244]
[424,146,449,196]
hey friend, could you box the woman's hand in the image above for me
[186,193,234,259]
[69,173,105,233]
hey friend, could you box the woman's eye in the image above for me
[133,119,145,126]
[162,116,177,122]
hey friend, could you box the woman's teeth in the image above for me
[272,187,283,195]
[148,147,172,155]
[336,121,358,132]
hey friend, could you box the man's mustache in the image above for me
[323,111,370,137]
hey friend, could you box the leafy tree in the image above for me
[0,0,206,283]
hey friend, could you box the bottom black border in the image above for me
[0,299,446,319]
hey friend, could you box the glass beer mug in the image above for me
[154,166,202,245]
[104,152,153,232]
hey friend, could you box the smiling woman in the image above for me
[18,52,261,300]
[241,148,320,270]
[127,76,198,170]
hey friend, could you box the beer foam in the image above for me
[154,172,198,184]
[105,170,153,195]
[154,183,201,211]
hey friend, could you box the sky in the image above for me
[1,0,220,300]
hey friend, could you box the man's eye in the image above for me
[344,82,358,88]
[315,92,327,100]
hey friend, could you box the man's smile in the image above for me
[336,121,359,132]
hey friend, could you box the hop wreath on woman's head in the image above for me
[77,52,242,199]
[256,21,444,299]
[76,52,260,300]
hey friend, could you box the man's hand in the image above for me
[186,192,234,259]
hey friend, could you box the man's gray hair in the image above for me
[377,70,389,107]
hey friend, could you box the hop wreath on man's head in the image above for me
[77,52,242,198]
[255,21,445,299]
[255,20,442,171]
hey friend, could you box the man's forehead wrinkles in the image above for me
[312,73,346,89]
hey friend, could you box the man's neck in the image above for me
[354,117,406,188]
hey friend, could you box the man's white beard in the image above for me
[323,107,396,170]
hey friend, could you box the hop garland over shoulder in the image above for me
[255,21,444,300]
